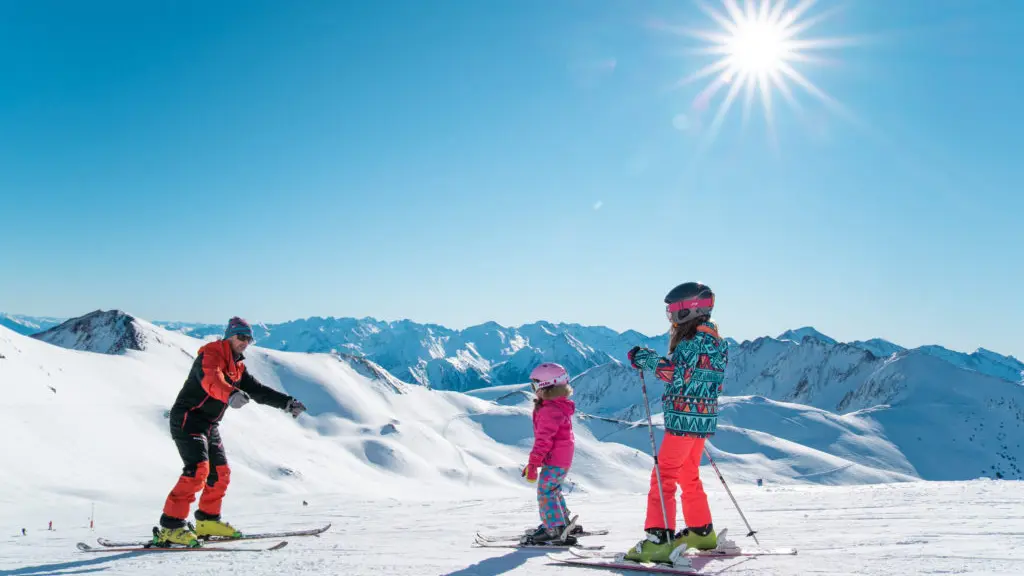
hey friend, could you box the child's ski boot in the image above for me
[520,525,578,546]
[623,528,686,563]
[525,522,584,536]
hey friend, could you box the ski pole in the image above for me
[703,446,759,546]
[638,369,673,543]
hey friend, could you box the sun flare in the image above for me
[727,19,788,74]
[673,0,856,144]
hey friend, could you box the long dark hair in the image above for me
[669,315,709,354]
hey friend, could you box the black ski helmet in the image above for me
[664,282,714,324]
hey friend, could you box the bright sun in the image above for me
[728,19,788,74]
[674,0,855,143]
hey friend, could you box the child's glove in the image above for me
[627,346,644,370]
[522,465,539,483]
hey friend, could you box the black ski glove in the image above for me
[228,389,250,409]
[284,397,307,418]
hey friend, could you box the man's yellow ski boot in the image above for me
[152,525,201,548]
[195,518,242,539]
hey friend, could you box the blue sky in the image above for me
[1,0,1021,357]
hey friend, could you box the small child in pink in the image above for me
[520,362,579,545]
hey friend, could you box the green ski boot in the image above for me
[677,524,717,550]
[623,529,686,563]
[152,525,201,548]
[195,518,242,539]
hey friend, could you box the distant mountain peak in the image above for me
[777,327,837,345]
[32,309,147,354]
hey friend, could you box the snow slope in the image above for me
[2,477,1021,575]
[0,319,654,513]
[465,374,920,486]
[570,341,1024,481]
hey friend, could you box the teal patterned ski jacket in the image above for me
[630,320,729,438]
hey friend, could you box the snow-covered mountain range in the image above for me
[14,311,1023,396]
[12,312,669,391]
[0,312,64,335]
[568,328,1024,481]
[8,308,1024,484]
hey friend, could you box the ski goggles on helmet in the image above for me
[666,297,714,324]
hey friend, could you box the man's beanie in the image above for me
[225,316,253,339]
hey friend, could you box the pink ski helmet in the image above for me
[529,362,570,390]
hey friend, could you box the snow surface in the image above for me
[3,316,1024,575]
[3,479,1022,575]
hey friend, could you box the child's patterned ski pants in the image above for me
[537,465,570,531]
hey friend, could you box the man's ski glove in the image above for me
[522,465,539,483]
[228,389,250,409]
[285,398,307,418]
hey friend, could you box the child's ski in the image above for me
[473,514,601,549]
[472,538,604,551]
[97,522,330,547]
[474,528,609,542]
[77,541,288,553]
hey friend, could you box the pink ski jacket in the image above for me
[528,397,576,470]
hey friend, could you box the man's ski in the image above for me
[97,522,330,547]
[78,541,287,553]
[546,552,703,575]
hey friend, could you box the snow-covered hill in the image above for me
[1,318,663,511]
[568,334,1024,481]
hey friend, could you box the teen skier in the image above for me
[624,282,729,563]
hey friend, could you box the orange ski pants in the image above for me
[644,433,712,531]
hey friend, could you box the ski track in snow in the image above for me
[2,480,1022,575]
